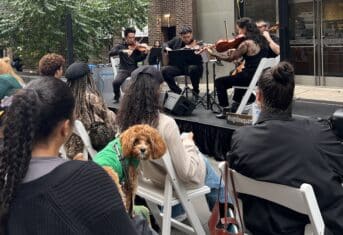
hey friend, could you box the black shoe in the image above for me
[113,95,120,104]
[192,89,200,96]
[216,112,226,119]
[216,107,230,119]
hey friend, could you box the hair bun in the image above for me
[272,62,294,85]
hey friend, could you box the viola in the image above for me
[214,34,246,53]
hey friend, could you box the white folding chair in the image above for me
[59,120,97,160]
[234,56,280,114]
[110,56,120,78]
[218,162,325,235]
[137,152,211,235]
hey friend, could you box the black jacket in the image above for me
[228,112,343,235]
[164,37,186,50]
[109,42,147,71]
[7,161,138,235]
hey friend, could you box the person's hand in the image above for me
[262,31,272,42]
[227,48,236,57]
[185,132,194,141]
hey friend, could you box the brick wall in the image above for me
[148,0,197,44]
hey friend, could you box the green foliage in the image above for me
[0,0,149,66]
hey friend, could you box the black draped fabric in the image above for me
[175,119,234,160]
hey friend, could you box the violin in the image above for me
[268,24,279,34]
[128,42,151,53]
[214,34,245,53]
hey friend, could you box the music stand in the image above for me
[150,47,162,70]
[168,49,202,98]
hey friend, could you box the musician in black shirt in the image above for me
[256,20,280,58]
[109,27,148,103]
[162,26,203,95]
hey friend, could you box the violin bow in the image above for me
[224,20,229,41]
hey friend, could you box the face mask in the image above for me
[252,102,261,125]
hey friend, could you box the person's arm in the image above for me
[163,37,178,51]
[164,118,204,185]
[263,31,280,55]
[109,44,125,57]
[210,41,249,62]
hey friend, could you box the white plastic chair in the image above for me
[218,162,325,235]
[234,56,280,114]
[59,120,97,160]
[137,152,211,235]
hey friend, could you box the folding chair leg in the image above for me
[145,201,162,228]
[161,179,173,235]
[182,202,206,235]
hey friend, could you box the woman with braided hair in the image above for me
[0,78,137,234]
[64,62,116,158]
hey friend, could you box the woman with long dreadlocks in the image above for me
[0,78,137,234]
[64,62,116,158]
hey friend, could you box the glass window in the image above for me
[243,0,277,24]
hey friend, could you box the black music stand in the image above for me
[168,49,202,98]
[149,47,162,70]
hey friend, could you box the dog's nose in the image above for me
[140,148,146,153]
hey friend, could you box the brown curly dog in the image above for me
[78,124,166,215]
[119,124,166,214]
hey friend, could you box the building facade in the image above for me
[148,0,343,87]
[148,0,198,44]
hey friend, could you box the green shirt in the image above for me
[0,74,22,100]
[93,138,139,181]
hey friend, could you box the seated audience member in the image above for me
[116,65,230,217]
[38,53,65,79]
[0,78,137,235]
[64,62,116,158]
[0,58,25,89]
[0,96,11,144]
[228,62,343,235]
[0,57,24,84]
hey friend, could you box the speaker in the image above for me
[163,92,196,116]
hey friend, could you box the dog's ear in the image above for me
[146,126,167,159]
[120,127,137,157]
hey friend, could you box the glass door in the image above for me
[320,0,343,85]
[289,0,318,85]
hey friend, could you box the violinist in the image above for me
[209,17,269,119]
[162,25,203,95]
[109,27,148,103]
[256,20,280,57]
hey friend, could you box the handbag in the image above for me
[208,162,244,235]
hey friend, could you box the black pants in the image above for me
[215,71,255,107]
[112,69,133,98]
[162,64,203,94]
